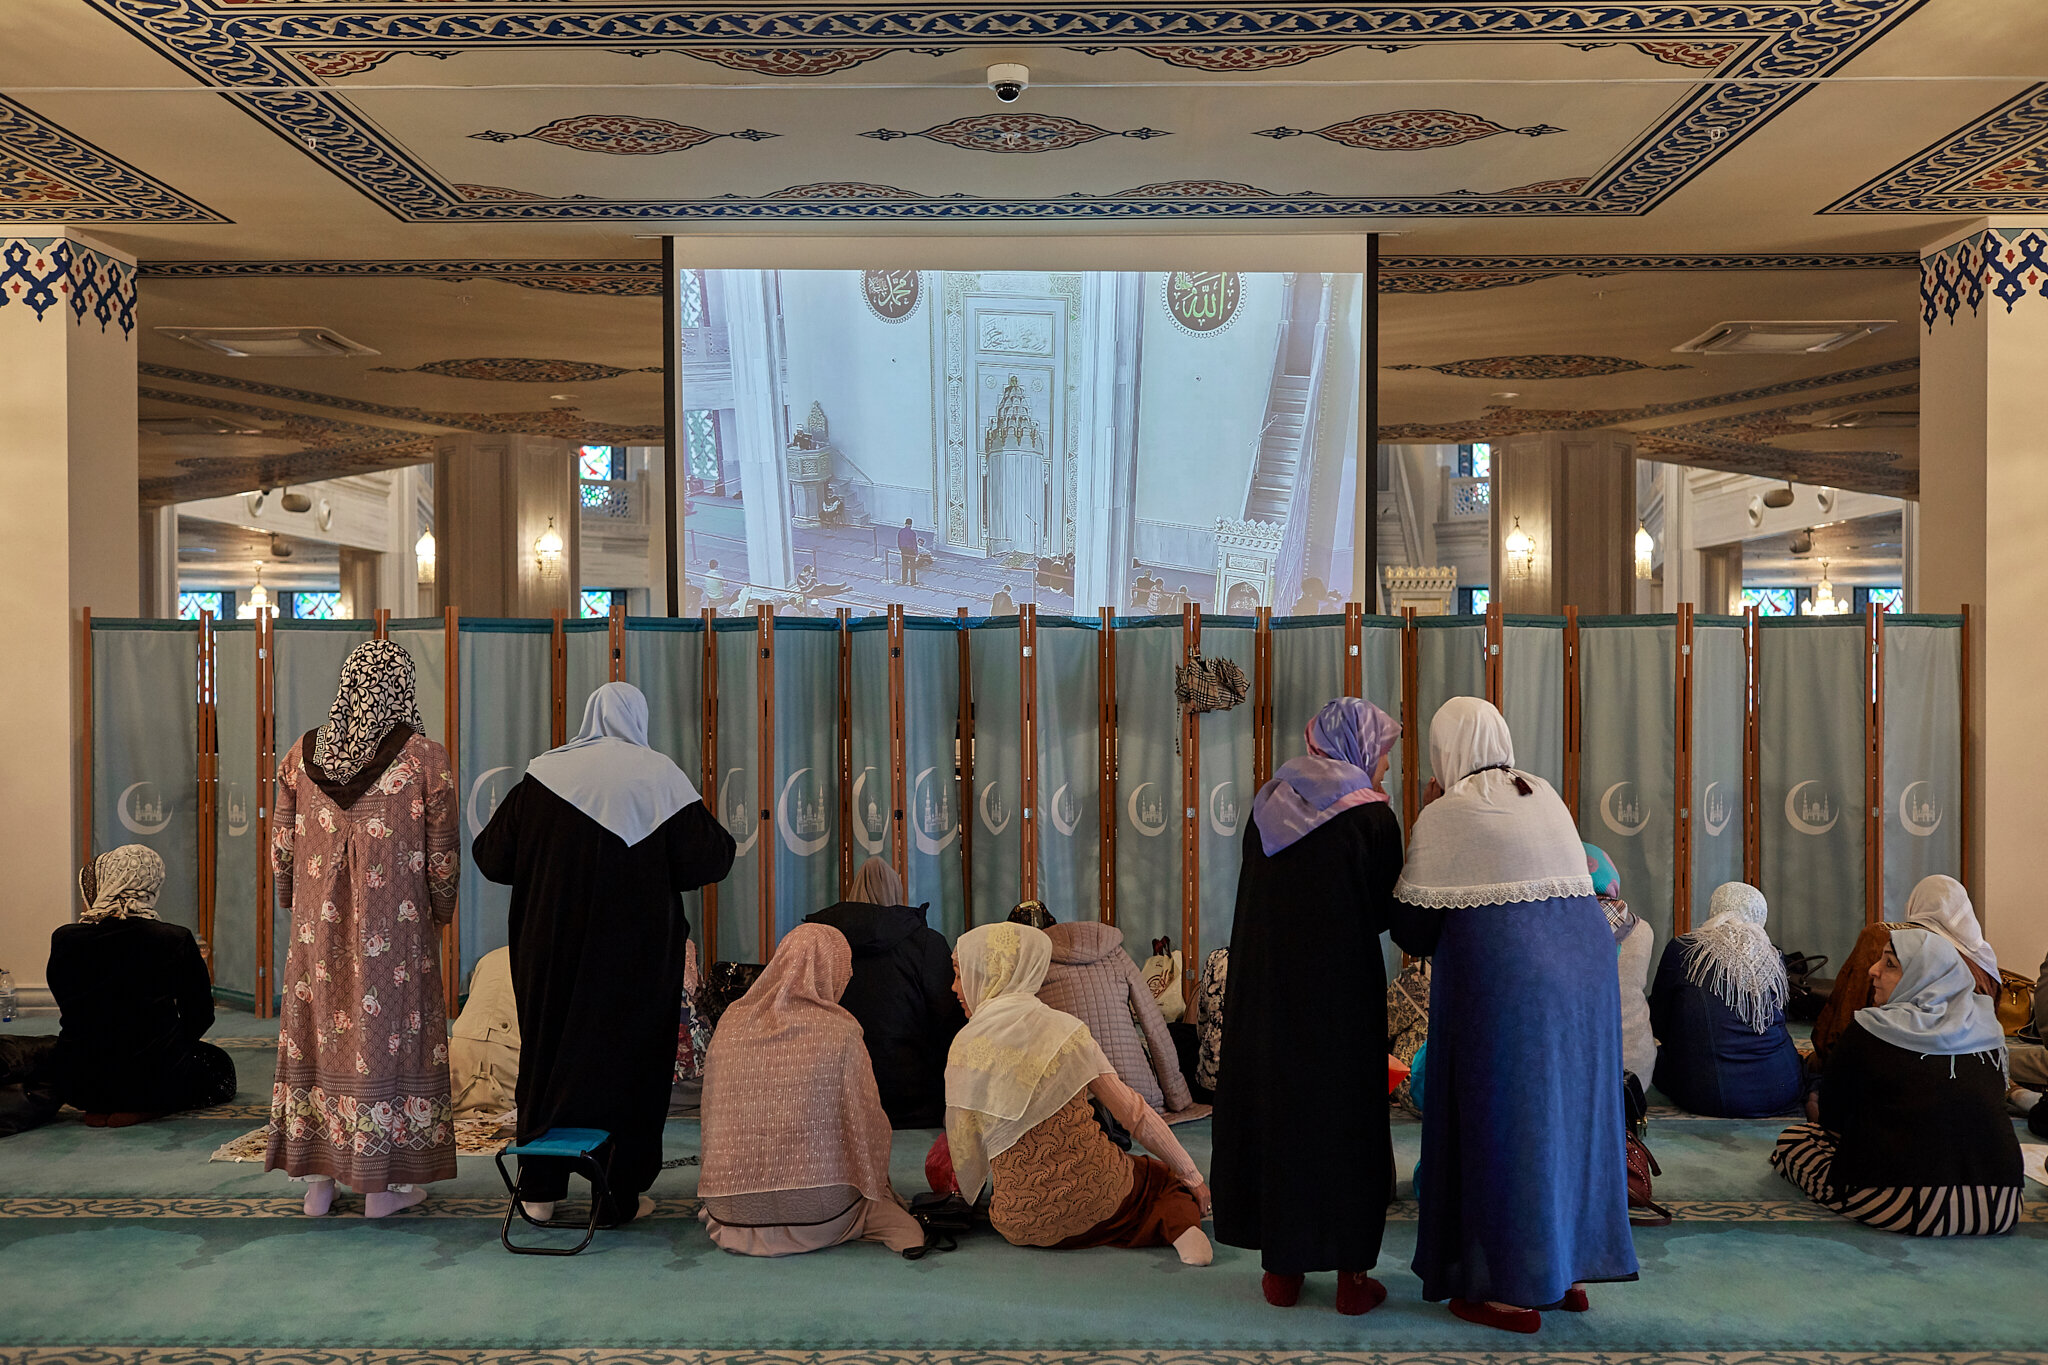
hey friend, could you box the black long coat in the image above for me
[1210,801,1405,1274]
[803,900,964,1128]
[473,779,734,1200]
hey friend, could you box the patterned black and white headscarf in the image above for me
[313,641,423,784]
[79,844,164,923]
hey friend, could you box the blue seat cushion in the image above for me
[503,1127,612,1159]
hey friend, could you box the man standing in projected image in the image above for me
[898,519,920,588]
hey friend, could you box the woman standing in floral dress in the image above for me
[265,641,460,1217]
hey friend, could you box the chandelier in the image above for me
[1800,559,1850,616]
[236,562,277,619]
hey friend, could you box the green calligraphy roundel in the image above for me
[1165,271,1242,336]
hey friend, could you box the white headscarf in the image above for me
[525,682,699,847]
[1854,927,2005,1060]
[1394,697,1594,910]
[944,923,1109,1202]
[1682,882,1789,1033]
[1903,875,1997,980]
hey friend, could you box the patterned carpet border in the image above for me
[3,1197,2041,1223]
[5,1351,2048,1365]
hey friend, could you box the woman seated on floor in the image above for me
[1651,882,1804,1118]
[1808,874,1998,1069]
[1038,918,1195,1114]
[803,857,964,1129]
[1586,844,1656,1093]
[697,923,924,1256]
[948,922,1214,1265]
[449,947,518,1117]
[1771,927,2021,1236]
[47,846,237,1126]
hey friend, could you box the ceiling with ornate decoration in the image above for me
[4,0,2042,501]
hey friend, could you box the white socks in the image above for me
[522,1200,558,1222]
[1173,1226,1214,1266]
[364,1187,428,1218]
[302,1176,335,1218]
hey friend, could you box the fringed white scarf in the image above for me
[1682,882,1788,1034]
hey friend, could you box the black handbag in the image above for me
[903,1190,980,1259]
[1782,952,1832,1023]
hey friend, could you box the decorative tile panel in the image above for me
[1919,227,2048,328]
[0,237,137,335]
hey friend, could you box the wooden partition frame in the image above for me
[886,606,909,887]
[757,604,777,960]
[254,610,278,1018]
[1742,606,1762,888]
[1252,607,1275,789]
[838,608,855,898]
[1866,605,1885,926]
[1562,607,1582,818]
[79,608,94,886]
[1399,607,1418,835]
[1180,604,1202,994]
[608,603,626,682]
[197,612,218,970]
[1960,604,1975,896]
[372,609,390,642]
[1344,602,1365,698]
[1673,604,1696,934]
[959,608,978,926]
[700,609,719,962]
[1018,605,1040,904]
[1484,603,1504,707]
[1098,609,1118,927]
[549,610,568,748]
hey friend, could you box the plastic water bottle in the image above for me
[0,970,15,1023]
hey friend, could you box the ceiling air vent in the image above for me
[140,414,262,436]
[1809,409,1918,429]
[1671,320,1892,355]
[155,326,379,358]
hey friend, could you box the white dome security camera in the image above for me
[987,63,1029,102]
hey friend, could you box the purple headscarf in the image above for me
[1249,697,1401,856]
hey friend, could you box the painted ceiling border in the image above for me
[87,0,1926,222]
[1824,83,2048,215]
[0,94,227,224]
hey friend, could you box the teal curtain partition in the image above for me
[904,619,967,935]
[562,619,610,731]
[967,619,1023,927]
[1759,618,1868,972]
[1196,618,1257,954]
[1503,618,1566,792]
[272,621,372,759]
[385,621,449,746]
[1112,618,1181,949]
[1691,618,1748,923]
[1035,617,1101,924]
[456,620,552,977]
[90,621,200,934]
[1271,616,1345,768]
[1414,617,1486,786]
[1578,617,1677,950]
[1360,618,1405,807]
[711,617,762,962]
[622,618,705,948]
[771,619,841,943]
[1881,616,1965,918]
[847,620,892,884]
[212,623,258,1004]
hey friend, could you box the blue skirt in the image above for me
[1412,894,1640,1307]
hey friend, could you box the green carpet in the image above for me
[2,1012,2043,1363]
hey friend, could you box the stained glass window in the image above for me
[578,445,619,482]
[1860,586,1904,614]
[1458,443,1492,479]
[1465,587,1491,613]
[678,269,707,328]
[581,589,618,619]
[288,591,344,620]
[177,591,228,621]
[685,410,720,481]
[1740,587,1797,617]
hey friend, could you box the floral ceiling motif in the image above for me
[1,236,138,335]
[1919,227,2048,329]
[688,45,957,74]
[369,358,663,383]
[860,115,1168,153]
[1386,354,1691,380]
[1829,85,2048,214]
[1,155,87,202]
[469,115,776,154]
[1253,110,1564,151]
[0,93,222,223]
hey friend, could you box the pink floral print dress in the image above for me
[265,731,461,1190]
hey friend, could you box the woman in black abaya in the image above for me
[1211,697,1407,1315]
[474,682,735,1224]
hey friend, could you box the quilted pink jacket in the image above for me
[1038,921,1193,1113]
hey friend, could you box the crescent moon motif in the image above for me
[1207,780,1237,839]
[979,781,1011,837]
[1127,781,1168,839]
[850,769,885,855]
[1898,780,1944,838]
[1701,781,1730,837]
[465,767,513,838]
[1048,782,1078,838]
[116,782,172,836]
[1599,781,1650,838]
[719,767,759,856]
[1784,780,1840,836]
[912,767,958,857]
[778,767,828,857]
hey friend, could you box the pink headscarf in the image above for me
[698,923,900,1206]
[1249,697,1400,856]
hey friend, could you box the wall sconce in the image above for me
[1504,517,1534,581]
[414,529,436,585]
[534,517,564,579]
[1635,522,1655,581]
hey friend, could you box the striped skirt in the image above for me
[1771,1122,2020,1237]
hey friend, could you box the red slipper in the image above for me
[104,1112,164,1129]
[1450,1299,1542,1334]
[82,1114,110,1128]
[1559,1288,1590,1312]
[1336,1272,1388,1316]
[1261,1273,1304,1308]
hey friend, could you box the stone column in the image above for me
[139,505,178,618]
[1072,271,1144,612]
[432,434,578,617]
[720,269,794,591]
[0,229,139,998]
[1917,218,2048,970]
[338,547,380,618]
[1490,429,1637,616]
